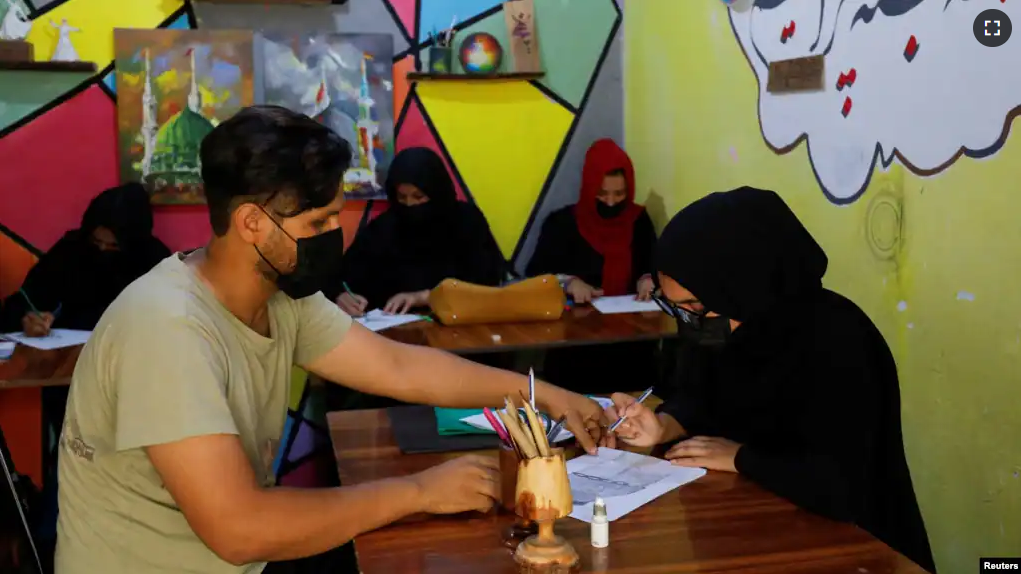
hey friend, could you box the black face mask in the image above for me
[654,294,732,348]
[394,201,438,227]
[675,315,731,348]
[256,215,345,300]
[596,200,627,219]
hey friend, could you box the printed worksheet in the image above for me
[566,447,705,522]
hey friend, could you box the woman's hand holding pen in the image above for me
[336,292,367,317]
[600,392,663,448]
[22,312,54,338]
[636,274,655,301]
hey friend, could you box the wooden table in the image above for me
[329,409,927,574]
[0,344,81,486]
[0,344,81,389]
[380,306,676,354]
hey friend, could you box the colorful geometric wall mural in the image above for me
[0,0,623,487]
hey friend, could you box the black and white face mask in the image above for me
[653,293,732,348]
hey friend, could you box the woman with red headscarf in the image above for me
[527,138,656,300]
[526,139,658,393]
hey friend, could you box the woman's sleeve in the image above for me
[633,210,657,277]
[323,222,376,303]
[525,211,568,277]
[452,206,508,286]
[732,339,880,523]
[654,345,712,437]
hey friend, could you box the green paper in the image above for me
[434,408,493,435]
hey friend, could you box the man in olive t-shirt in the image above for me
[54,106,607,574]
[57,255,349,573]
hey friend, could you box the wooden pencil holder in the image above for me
[513,448,578,573]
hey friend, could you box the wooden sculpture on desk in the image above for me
[514,447,577,573]
[491,378,579,573]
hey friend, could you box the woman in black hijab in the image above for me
[0,182,170,334]
[604,187,935,572]
[328,147,506,315]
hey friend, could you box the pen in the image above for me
[527,367,536,410]
[18,288,40,315]
[342,281,355,297]
[609,386,655,432]
[546,415,566,443]
[52,303,62,319]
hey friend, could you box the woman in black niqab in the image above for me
[0,182,170,333]
[606,187,935,572]
[326,147,506,314]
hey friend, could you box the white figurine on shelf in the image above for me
[0,0,32,41]
[49,18,79,61]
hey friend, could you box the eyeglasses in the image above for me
[652,292,705,329]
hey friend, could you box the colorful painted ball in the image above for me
[458,32,503,74]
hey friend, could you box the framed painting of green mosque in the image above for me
[113,29,255,205]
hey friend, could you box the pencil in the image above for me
[519,395,550,457]
[498,406,537,459]
[18,289,40,315]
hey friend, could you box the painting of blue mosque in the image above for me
[114,29,254,205]
[260,33,395,200]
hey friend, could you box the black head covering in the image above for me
[326,148,507,308]
[0,182,169,333]
[654,187,828,322]
[79,182,156,252]
[385,147,457,206]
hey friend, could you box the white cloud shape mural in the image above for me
[730,0,1021,203]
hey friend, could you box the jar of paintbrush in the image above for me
[487,393,578,572]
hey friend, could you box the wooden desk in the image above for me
[329,409,926,574]
[381,306,676,354]
[0,344,81,486]
[0,344,81,389]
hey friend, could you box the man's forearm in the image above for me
[236,476,422,563]
[384,342,568,411]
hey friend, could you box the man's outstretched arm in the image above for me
[304,323,606,452]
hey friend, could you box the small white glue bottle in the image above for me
[591,497,609,548]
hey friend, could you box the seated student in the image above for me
[329,146,506,317]
[0,182,170,335]
[603,187,935,573]
[55,106,606,574]
[526,138,658,393]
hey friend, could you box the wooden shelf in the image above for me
[0,61,96,72]
[407,71,545,82]
[193,0,335,3]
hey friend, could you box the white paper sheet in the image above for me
[1,329,91,350]
[591,295,660,315]
[566,447,706,522]
[354,309,426,332]
[0,341,14,360]
[459,396,614,443]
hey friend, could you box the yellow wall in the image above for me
[625,3,1021,572]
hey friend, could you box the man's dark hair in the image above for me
[200,105,352,236]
